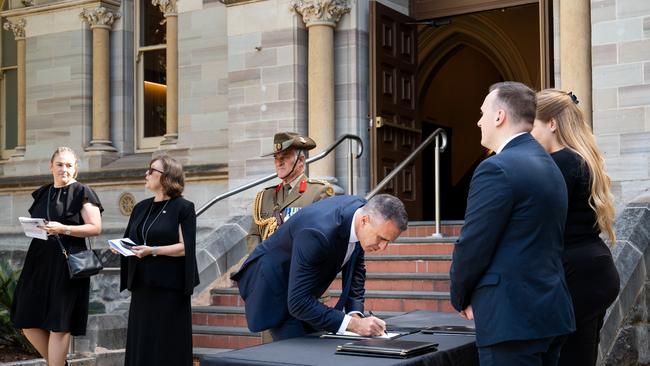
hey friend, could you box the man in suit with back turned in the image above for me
[232,194,408,341]
[450,81,575,366]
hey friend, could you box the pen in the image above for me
[368,310,388,336]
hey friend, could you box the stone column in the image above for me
[3,19,26,157]
[153,0,178,145]
[80,6,120,151]
[291,0,351,179]
[559,0,592,124]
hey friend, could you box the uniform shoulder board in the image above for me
[307,179,334,196]
[307,178,330,186]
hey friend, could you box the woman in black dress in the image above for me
[119,154,199,366]
[11,147,103,366]
[532,90,620,366]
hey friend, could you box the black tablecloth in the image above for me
[201,311,478,366]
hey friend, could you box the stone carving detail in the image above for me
[80,6,121,28]
[21,0,33,7]
[3,19,26,39]
[152,0,177,16]
[118,192,136,216]
[290,0,351,27]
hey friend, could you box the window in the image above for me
[0,20,17,159]
[136,0,167,149]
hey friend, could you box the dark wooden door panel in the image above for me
[370,1,422,219]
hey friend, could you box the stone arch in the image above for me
[417,13,534,100]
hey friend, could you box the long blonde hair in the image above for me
[536,89,616,242]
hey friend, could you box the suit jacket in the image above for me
[232,195,367,333]
[450,133,575,347]
[246,174,334,252]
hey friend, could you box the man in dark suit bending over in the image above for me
[232,194,408,340]
[450,82,575,365]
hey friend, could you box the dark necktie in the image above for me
[282,184,291,200]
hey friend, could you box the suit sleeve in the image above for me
[119,210,135,292]
[287,228,345,333]
[450,160,513,311]
[180,200,199,295]
[343,247,365,312]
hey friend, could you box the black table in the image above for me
[201,311,479,366]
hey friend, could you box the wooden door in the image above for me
[369,1,422,219]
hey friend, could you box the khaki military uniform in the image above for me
[246,174,334,253]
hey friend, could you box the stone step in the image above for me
[329,272,450,292]
[402,222,463,237]
[364,255,452,273]
[209,287,453,314]
[193,347,233,358]
[192,306,248,327]
[192,325,261,349]
[210,287,244,307]
[367,238,456,256]
[326,289,453,313]
[191,305,405,328]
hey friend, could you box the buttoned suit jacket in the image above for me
[232,195,367,333]
[450,133,576,347]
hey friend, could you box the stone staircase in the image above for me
[191,221,462,357]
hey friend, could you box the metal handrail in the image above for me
[365,128,448,237]
[196,134,364,217]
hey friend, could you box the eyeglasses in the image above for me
[146,167,164,175]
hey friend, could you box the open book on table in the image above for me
[320,330,404,340]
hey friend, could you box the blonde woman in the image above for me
[532,90,620,366]
[11,147,103,366]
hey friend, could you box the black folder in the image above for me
[421,325,476,335]
[336,339,438,359]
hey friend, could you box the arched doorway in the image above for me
[418,4,543,219]
[368,1,550,220]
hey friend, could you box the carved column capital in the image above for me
[290,0,351,27]
[152,0,177,17]
[3,19,26,40]
[80,6,121,30]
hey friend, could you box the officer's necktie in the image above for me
[282,184,291,200]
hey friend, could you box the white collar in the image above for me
[496,132,527,154]
[349,209,360,243]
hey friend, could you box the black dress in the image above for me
[11,182,103,336]
[551,148,620,366]
[120,197,199,366]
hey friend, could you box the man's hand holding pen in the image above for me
[347,310,387,337]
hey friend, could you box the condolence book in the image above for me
[336,339,438,359]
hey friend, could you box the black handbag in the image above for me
[46,185,103,279]
[55,235,104,279]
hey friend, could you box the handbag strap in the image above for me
[46,185,93,258]
[53,235,69,259]
[53,235,94,259]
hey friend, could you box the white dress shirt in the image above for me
[337,209,362,333]
[496,132,527,154]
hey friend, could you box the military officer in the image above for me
[246,132,334,253]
